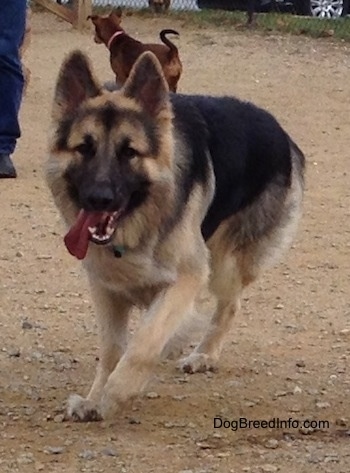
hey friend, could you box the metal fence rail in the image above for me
[53,0,350,15]
[32,0,350,41]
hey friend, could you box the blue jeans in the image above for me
[0,0,27,155]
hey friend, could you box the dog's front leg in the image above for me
[67,282,131,422]
[100,268,208,420]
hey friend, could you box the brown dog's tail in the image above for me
[159,29,179,59]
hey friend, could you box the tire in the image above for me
[295,0,349,18]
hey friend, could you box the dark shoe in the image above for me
[0,154,17,178]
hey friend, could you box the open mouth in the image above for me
[88,211,120,245]
[64,209,123,260]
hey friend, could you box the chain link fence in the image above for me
[56,0,198,8]
[37,1,350,41]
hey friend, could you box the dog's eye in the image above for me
[75,143,91,155]
[120,146,138,161]
[74,136,96,158]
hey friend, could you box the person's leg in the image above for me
[0,0,26,178]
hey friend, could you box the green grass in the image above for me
[256,11,350,41]
[92,6,350,42]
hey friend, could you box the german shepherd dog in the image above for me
[46,50,305,421]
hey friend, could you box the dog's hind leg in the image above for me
[179,242,250,374]
[179,284,243,374]
[180,154,304,374]
[67,284,131,422]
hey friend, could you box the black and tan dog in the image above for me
[148,0,171,13]
[46,50,305,421]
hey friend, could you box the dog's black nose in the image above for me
[82,184,114,211]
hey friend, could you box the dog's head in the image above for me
[48,50,174,260]
[149,0,171,13]
[87,8,123,44]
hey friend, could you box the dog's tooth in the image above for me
[91,231,112,243]
[88,226,97,234]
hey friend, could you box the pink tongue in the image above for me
[64,210,105,260]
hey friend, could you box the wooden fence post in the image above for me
[74,0,92,30]
[33,0,92,31]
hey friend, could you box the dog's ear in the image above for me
[110,7,122,19]
[109,8,122,25]
[123,52,169,117]
[86,14,99,25]
[53,50,100,120]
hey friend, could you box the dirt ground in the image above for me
[1,10,350,473]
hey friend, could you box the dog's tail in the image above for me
[289,136,306,180]
[160,29,179,59]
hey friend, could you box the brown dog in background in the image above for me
[87,9,182,92]
[148,0,171,13]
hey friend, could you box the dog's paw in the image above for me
[100,388,128,420]
[66,394,102,422]
[161,343,184,361]
[100,394,119,421]
[178,352,218,374]
[100,376,135,420]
